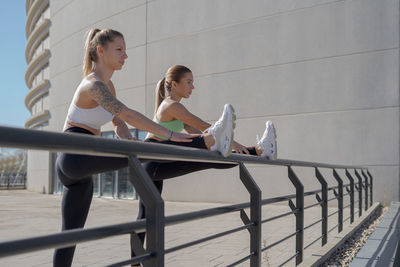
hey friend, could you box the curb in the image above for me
[299,202,381,267]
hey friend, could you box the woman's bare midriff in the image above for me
[64,119,101,136]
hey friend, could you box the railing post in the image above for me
[333,169,343,232]
[288,166,304,265]
[361,170,369,210]
[345,169,355,223]
[367,170,373,205]
[239,163,261,267]
[354,170,363,217]
[315,168,328,246]
[128,155,164,267]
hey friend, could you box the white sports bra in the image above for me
[67,103,114,130]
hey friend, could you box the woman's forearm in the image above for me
[120,108,170,138]
[113,122,134,140]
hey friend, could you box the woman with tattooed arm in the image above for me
[53,29,201,266]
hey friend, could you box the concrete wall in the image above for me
[25,0,52,193]
[26,151,51,193]
[44,0,399,204]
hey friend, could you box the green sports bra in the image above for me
[153,118,185,140]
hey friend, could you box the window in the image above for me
[53,128,147,199]
[97,129,147,199]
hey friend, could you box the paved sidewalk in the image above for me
[0,190,342,267]
[350,202,400,267]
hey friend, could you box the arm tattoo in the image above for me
[88,81,125,116]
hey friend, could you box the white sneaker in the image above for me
[257,121,277,160]
[208,104,236,157]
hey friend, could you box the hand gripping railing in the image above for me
[0,126,374,266]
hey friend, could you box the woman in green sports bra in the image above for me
[145,65,238,156]
[152,119,185,140]
[131,65,278,264]
[145,65,277,159]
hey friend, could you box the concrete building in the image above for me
[25,0,399,205]
[25,0,52,194]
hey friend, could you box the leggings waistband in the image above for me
[64,127,94,135]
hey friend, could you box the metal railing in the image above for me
[0,174,26,189]
[0,126,374,266]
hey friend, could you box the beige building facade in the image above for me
[25,0,399,205]
[25,0,52,193]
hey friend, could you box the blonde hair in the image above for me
[83,28,124,77]
[155,65,192,113]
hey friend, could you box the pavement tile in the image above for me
[368,226,399,241]
[349,202,400,267]
[350,258,395,267]
[376,216,400,229]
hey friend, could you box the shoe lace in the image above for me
[210,116,225,133]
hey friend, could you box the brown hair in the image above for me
[83,28,124,77]
[155,65,192,113]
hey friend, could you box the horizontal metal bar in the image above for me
[277,251,299,267]
[262,188,326,204]
[105,253,153,267]
[328,224,338,233]
[304,236,323,250]
[0,126,366,169]
[226,252,254,267]
[343,192,350,197]
[165,223,254,254]
[262,231,298,252]
[328,196,338,202]
[304,219,323,231]
[164,202,251,227]
[262,210,297,224]
[166,192,325,227]
[304,188,323,197]
[262,196,295,205]
[304,201,323,210]
[328,185,340,191]
[328,210,339,218]
[0,219,146,257]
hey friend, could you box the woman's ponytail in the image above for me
[83,28,101,77]
[154,78,166,113]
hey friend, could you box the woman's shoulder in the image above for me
[79,75,98,89]
[157,100,183,120]
[163,99,184,108]
[162,100,187,114]
[79,75,112,92]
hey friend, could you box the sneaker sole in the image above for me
[267,121,277,160]
[259,121,277,159]
[220,104,236,157]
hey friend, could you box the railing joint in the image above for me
[288,199,296,212]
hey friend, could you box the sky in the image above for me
[0,2,30,128]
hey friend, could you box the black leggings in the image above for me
[142,138,257,181]
[133,138,258,257]
[53,127,131,267]
[53,128,256,265]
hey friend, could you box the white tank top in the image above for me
[66,73,115,130]
[67,103,114,130]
